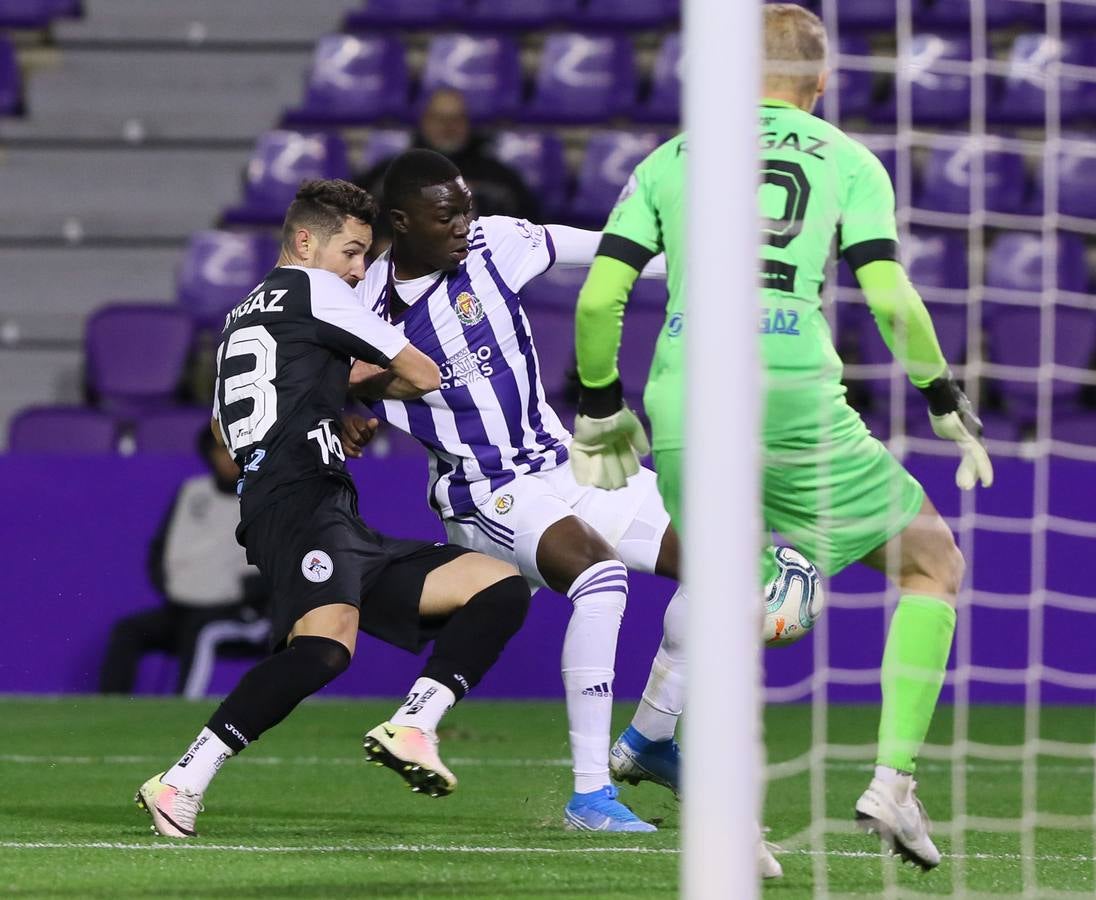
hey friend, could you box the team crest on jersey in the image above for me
[454,291,485,327]
[301,550,334,583]
[494,493,514,515]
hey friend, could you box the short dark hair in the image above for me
[381,149,462,212]
[281,179,378,248]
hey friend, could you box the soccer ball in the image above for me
[763,546,825,646]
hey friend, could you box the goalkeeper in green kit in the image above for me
[571,3,993,871]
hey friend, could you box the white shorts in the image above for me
[443,460,671,589]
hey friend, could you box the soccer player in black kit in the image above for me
[136,180,530,838]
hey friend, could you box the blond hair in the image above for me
[763,3,828,101]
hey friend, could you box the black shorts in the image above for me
[241,478,470,652]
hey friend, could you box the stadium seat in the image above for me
[359,128,412,172]
[464,0,580,29]
[526,34,636,123]
[7,406,118,454]
[903,229,968,291]
[489,130,568,221]
[0,0,73,28]
[835,0,896,29]
[914,0,1043,29]
[873,34,972,124]
[817,36,875,121]
[1051,413,1096,446]
[1054,140,1096,219]
[176,230,279,329]
[916,142,1028,215]
[634,32,681,124]
[282,34,409,126]
[984,304,1096,418]
[572,0,677,28]
[984,231,1089,294]
[521,304,576,403]
[419,34,522,121]
[132,407,216,454]
[343,0,460,30]
[85,304,195,417]
[222,130,350,226]
[993,34,1096,125]
[566,130,662,226]
[0,37,21,116]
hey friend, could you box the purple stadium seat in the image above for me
[573,0,676,28]
[566,130,663,226]
[359,128,411,173]
[1063,1,1096,26]
[0,0,71,27]
[8,406,118,454]
[1052,414,1096,445]
[176,230,279,329]
[916,143,1028,215]
[464,0,580,29]
[984,305,1096,416]
[1055,140,1096,219]
[523,265,588,310]
[419,34,521,121]
[818,36,875,121]
[984,232,1089,294]
[874,35,972,124]
[343,0,460,30]
[283,35,408,126]
[521,305,575,402]
[903,229,968,290]
[635,32,681,124]
[86,305,195,417]
[132,408,214,454]
[836,0,895,29]
[527,34,636,123]
[0,37,21,116]
[994,35,1096,124]
[222,131,350,226]
[490,130,568,220]
[915,0,1043,29]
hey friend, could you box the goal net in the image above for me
[763,0,1096,895]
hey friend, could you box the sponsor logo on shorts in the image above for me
[454,291,485,326]
[301,549,334,583]
[494,493,514,515]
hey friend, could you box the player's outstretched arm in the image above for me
[546,224,666,277]
[349,345,440,402]
[857,259,993,490]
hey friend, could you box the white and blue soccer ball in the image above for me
[763,546,825,646]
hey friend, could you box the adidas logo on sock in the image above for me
[581,682,611,697]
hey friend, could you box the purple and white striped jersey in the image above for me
[353,216,571,518]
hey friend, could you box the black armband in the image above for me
[596,234,657,272]
[578,380,624,419]
[841,238,899,272]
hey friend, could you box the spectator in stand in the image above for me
[355,87,539,255]
[99,427,268,696]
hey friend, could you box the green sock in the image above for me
[876,594,956,773]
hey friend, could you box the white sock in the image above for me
[389,677,456,735]
[561,560,628,795]
[874,764,912,800]
[631,587,687,742]
[163,727,234,795]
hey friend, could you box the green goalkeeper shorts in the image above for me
[762,395,925,576]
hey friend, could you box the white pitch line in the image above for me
[1,754,1092,775]
[0,841,677,855]
[0,842,1092,864]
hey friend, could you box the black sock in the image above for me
[421,575,530,700]
[206,635,351,752]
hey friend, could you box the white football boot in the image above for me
[759,827,784,879]
[855,773,941,870]
[363,721,457,797]
[135,772,203,838]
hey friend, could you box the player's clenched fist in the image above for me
[340,413,380,459]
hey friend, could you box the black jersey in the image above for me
[213,265,409,531]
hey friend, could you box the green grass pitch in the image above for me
[1,697,1093,898]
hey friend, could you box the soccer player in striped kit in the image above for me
[346,149,694,836]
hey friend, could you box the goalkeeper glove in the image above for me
[572,381,651,490]
[917,370,994,490]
